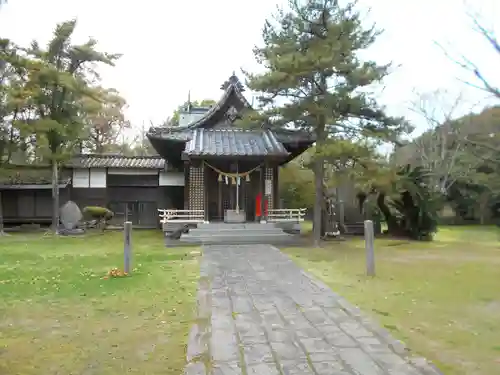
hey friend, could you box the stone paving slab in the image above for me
[184,244,442,375]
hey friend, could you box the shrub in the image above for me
[83,206,114,221]
[83,206,114,231]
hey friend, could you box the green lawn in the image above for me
[0,230,199,375]
[283,225,500,375]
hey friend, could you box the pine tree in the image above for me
[26,20,120,232]
[245,0,408,245]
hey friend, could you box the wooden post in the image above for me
[364,220,375,276]
[259,167,264,223]
[124,221,132,274]
[235,162,240,213]
[184,161,190,210]
[339,200,345,228]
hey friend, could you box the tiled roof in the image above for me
[184,129,290,157]
[69,154,166,169]
[0,166,70,186]
[148,127,191,141]
[274,129,316,143]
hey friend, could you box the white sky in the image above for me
[0,0,499,137]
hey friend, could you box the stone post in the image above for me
[364,220,375,276]
[124,221,132,274]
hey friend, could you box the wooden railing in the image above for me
[158,209,205,224]
[267,208,306,222]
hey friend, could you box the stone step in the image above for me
[174,221,300,245]
[187,228,285,235]
[179,233,296,245]
[196,223,277,230]
[186,224,287,236]
[182,227,288,236]
[183,233,288,241]
[162,223,186,232]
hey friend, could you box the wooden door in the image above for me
[138,202,157,228]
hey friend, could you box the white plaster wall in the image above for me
[159,171,184,186]
[89,168,106,188]
[72,169,90,188]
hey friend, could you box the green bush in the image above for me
[83,206,114,221]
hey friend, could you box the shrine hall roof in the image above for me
[184,128,290,157]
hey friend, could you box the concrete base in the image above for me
[273,221,302,234]
[179,222,299,245]
[224,210,246,223]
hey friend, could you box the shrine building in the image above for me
[147,73,314,226]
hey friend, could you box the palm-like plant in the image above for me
[391,165,440,240]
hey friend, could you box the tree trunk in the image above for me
[52,159,60,233]
[313,74,328,247]
[376,192,399,234]
[478,192,490,225]
[313,154,324,247]
[337,190,345,228]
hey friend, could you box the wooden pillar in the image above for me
[218,175,222,221]
[203,162,209,222]
[183,161,190,210]
[188,160,205,220]
[259,166,265,222]
[104,169,109,211]
[264,164,274,210]
[273,165,279,208]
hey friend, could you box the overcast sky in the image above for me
[0,0,499,136]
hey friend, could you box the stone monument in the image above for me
[59,200,85,235]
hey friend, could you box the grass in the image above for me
[0,230,200,375]
[283,225,500,375]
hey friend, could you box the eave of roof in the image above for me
[0,165,71,186]
[183,128,290,158]
[274,128,316,144]
[147,127,191,142]
[0,180,70,189]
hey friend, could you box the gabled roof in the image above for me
[184,129,289,158]
[185,73,251,129]
[146,73,315,165]
[68,154,166,169]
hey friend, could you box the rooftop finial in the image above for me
[187,90,191,112]
[220,71,245,92]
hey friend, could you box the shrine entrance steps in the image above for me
[178,222,298,245]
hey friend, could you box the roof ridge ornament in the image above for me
[226,105,239,122]
[220,72,245,92]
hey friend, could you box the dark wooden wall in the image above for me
[107,174,159,187]
[1,188,70,223]
[0,169,188,228]
[71,187,107,208]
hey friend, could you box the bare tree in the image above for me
[454,11,500,99]
[409,90,481,193]
[439,9,500,163]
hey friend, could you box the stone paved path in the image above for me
[185,244,441,375]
